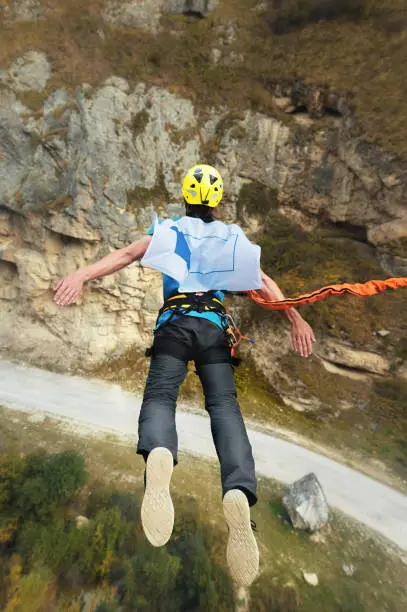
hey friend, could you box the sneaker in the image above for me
[141,447,174,547]
[223,489,260,587]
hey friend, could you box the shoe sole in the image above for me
[223,489,259,587]
[141,447,174,547]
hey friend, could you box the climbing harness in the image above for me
[158,293,254,357]
[221,313,254,357]
[145,292,254,361]
[157,291,226,321]
[145,292,226,357]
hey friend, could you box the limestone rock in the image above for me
[319,340,391,376]
[164,0,219,16]
[0,210,10,237]
[380,253,407,277]
[338,140,382,195]
[0,73,207,370]
[76,515,90,529]
[397,364,407,382]
[102,0,218,31]
[103,0,165,33]
[382,174,401,188]
[45,212,102,242]
[218,111,291,197]
[309,531,327,545]
[3,51,51,92]
[211,48,222,65]
[302,572,319,586]
[367,216,407,246]
[273,81,351,118]
[28,412,45,424]
[0,54,406,380]
[0,0,45,22]
[14,248,54,297]
[342,563,355,577]
[283,473,329,532]
[273,96,296,113]
[319,356,369,381]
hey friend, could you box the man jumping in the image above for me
[54,164,316,587]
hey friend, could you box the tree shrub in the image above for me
[170,527,234,612]
[4,567,56,612]
[1,452,235,610]
[14,451,88,521]
[121,548,182,611]
[0,456,26,545]
[17,507,136,585]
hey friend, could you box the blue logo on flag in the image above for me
[171,225,191,270]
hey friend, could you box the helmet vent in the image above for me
[193,168,203,183]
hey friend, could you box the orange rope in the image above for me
[248,277,407,311]
[230,328,254,357]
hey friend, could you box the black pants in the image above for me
[137,317,257,506]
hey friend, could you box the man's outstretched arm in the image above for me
[257,270,316,358]
[54,236,151,306]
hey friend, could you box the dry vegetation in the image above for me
[1,0,407,154]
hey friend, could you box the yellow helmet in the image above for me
[181,164,223,208]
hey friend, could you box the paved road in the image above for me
[1,358,406,550]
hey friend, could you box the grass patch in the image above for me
[1,408,406,612]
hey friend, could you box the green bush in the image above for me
[1,451,235,610]
[95,604,120,612]
[0,456,26,544]
[0,456,25,510]
[17,517,88,580]
[121,548,182,611]
[170,527,234,612]
[14,451,87,521]
[4,566,56,612]
[17,507,136,584]
[117,510,234,611]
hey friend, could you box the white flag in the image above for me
[141,215,262,292]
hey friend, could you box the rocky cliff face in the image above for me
[0,7,406,419]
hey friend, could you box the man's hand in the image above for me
[54,271,86,306]
[290,318,316,358]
